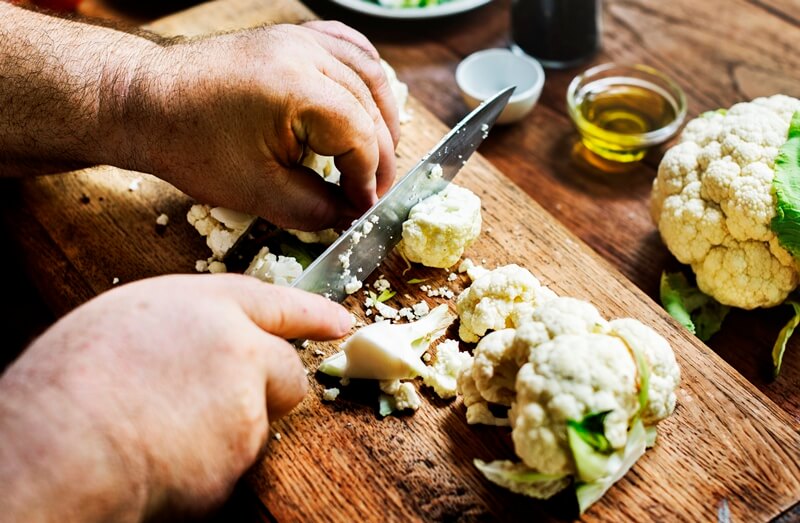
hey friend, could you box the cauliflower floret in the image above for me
[394,382,422,411]
[607,319,681,424]
[381,380,422,411]
[457,366,510,426]
[244,246,303,286]
[456,264,555,342]
[510,334,639,476]
[470,329,518,406]
[422,339,472,399]
[651,95,800,308]
[399,184,482,268]
[187,204,255,259]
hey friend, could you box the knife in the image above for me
[290,86,514,302]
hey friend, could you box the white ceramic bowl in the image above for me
[455,48,545,124]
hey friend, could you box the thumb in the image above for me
[263,164,353,231]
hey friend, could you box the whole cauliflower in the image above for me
[399,184,482,268]
[651,95,800,309]
[456,264,556,342]
[458,294,681,509]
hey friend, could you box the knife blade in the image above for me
[290,86,514,302]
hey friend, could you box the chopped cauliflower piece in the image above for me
[344,277,362,295]
[422,339,472,399]
[322,388,340,402]
[195,259,208,273]
[317,304,455,380]
[458,258,489,281]
[399,184,482,268]
[208,261,227,274]
[411,301,430,318]
[394,382,422,411]
[244,246,303,286]
[187,204,255,259]
[155,213,169,226]
[456,264,556,342]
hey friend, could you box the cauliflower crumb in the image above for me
[208,261,227,274]
[111,277,120,285]
[322,388,341,402]
[344,277,363,294]
[273,432,282,441]
[412,301,430,318]
[448,272,458,281]
[374,301,398,320]
[374,277,391,292]
[195,259,208,273]
[155,213,169,226]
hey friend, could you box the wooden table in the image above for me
[3,0,800,521]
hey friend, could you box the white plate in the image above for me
[328,0,492,19]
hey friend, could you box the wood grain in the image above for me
[3,0,800,521]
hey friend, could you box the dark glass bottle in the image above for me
[510,0,602,69]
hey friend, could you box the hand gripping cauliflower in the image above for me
[651,95,800,309]
[455,264,557,342]
[457,296,680,513]
[398,184,482,269]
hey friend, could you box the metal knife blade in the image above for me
[290,86,514,302]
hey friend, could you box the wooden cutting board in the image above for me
[4,0,799,520]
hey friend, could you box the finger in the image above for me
[314,58,397,197]
[262,163,354,230]
[218,274,354,340]
[301,22,400,147]
[301,20,380,61]
[259,334,309,421]
[295,76,380,211]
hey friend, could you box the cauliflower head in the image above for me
[651,95,800,308]
[456,264,556,342]
[399,184,482,268]
[456,293,681,482]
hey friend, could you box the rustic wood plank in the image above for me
[4,0,800,520]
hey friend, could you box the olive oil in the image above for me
[575,78,680,162]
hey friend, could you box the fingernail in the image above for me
[339,309,355,333]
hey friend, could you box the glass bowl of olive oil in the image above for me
[567,63,687,163]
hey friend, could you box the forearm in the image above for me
[0,3,162,176]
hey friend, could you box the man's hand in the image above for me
[120,22,399,230]
[0,5,399,230]
[0,274,353,522]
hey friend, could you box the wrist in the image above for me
[94,38,173,173]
